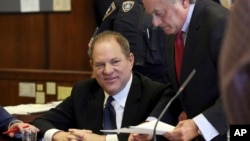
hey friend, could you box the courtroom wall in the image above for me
[0,0,96,106]
[0,0,96,71]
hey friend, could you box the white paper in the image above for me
[53,0,71,11]
[100,120,175,135]
[20,0,39,12]
[19,82,36,97]
[4,101,62,115]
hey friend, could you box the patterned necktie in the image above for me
[103,96,117,132]
[174,32,184,82]
[175,32,188,123]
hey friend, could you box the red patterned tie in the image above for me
[175,33,200,141]
[174,32,184,83]
[175,32,187,121]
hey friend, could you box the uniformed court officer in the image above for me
[96,0,169,84]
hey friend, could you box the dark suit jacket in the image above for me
[32,72,166,141]
[151,0,229,140]
[0,106,17,132]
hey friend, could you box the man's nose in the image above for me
[152,16,162,27]
[103,64,113,74]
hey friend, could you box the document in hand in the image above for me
[100,120,175,135]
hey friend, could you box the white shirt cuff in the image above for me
[193,114,219,141]
[106,134,119,141]
[146,117,157,122]
[43,129,61,141]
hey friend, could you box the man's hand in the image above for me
[8,122,39,138]
[128,133,152,141]
[163,119,200,141]
[67,129,105,141]
[52,131,71,141]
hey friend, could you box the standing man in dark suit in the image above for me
[32,31,167,141]
[129,0,229,140]
[0,106,39,138]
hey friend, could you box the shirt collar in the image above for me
[182,3,195,33]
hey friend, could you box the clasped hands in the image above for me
[53,129,106,141]
[128,119,200,141]
[51,119,200,141]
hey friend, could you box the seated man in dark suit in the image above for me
[0,106,39,138]
[32,30,167,141]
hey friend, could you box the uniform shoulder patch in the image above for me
[102,2,117,21]
[122,1,135,13]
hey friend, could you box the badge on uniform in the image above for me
[122,1,135,12]
[102,2,117,21]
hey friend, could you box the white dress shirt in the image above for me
[105,74,132,141]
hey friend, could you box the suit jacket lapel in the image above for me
[86,88,105,133]
[166,35,179,91]
[181,0,205,83]
[121,75,142,127]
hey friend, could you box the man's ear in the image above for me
[90,60,93,69]
[182,0,190,9]
[129,53,135,68]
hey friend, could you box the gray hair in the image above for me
[88,30,131,60]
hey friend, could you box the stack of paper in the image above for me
[4,101,61,115]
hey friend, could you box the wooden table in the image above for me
[13,113,44,123]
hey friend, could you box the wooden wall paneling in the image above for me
[48,0,96,71]
[0,13,48,69]
[0,1,97,106]
[0,68,91,106]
